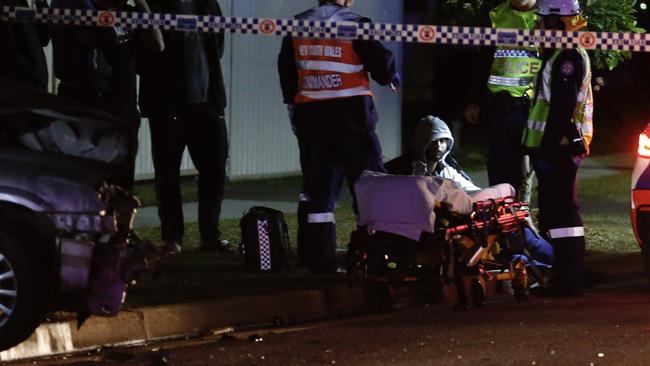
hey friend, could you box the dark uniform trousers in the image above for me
[485,93,530,193]
[148,103,228,245]
[532,152,585,294]
[293,96,385,273]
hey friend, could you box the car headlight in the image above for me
[50,211,117,234]
[639,129,650,158]
[95,181,140,231]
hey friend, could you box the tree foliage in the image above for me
[581,0,645,70]
[438,0,645,70]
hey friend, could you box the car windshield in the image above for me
[0,79,134,165]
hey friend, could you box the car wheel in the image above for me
[470,278,485,308]
[637,210,650,282]
[641,244,650,283]
[513,284,528,302]
[0,231,47,351]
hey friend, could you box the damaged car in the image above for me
[0,80,154,350]
[633,122,650,280]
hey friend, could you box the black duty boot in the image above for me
[548,238,585,297]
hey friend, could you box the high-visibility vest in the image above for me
[292,38,372,104]
[523,48,594,152]
[487,3,542,98]
[292,5,372,104]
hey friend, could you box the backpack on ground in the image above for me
[239,206,291,272]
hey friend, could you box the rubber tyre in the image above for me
[0,231,47,351]
[641,244,650,283]
[637,211,650,282]
[346,246,367,285]
[513,284,528,302]
[470,279,485,308]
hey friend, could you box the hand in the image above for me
[134,0,152,12]
[522,217,541,239]
[389,73,400,93]
[509,0,537,11]
[287,104,296,134]
[463,103,480,125]
[287,104,294,120]
[34,0,48,9]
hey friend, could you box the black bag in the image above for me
[239,206,291,272]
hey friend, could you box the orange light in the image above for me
[640,131,650,158]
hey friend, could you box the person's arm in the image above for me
[52,0,115,46]
[444,167,482,192]
[33,0,51,46]
[463,46,494,124]
[203,0,225,59]
[0,21,24,76]
[278,36,298,105]
[542,50,584,149]
[134,0,164,52]
[214,0,224,59]
[352,18,397,86]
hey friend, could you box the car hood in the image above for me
[0,146,122,212]
[0,77,135,166]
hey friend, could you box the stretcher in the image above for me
[350,171,550,308]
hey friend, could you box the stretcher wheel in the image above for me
[346,248,367,284]
[513,284,528,302]
[470,279,485,308]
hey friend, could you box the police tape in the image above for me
[2,6,649,52]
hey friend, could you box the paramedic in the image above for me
[522,0,593,296]
[385,115,553,266]
[278,0,399,274]
[464,0,541,203]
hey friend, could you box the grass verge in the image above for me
[580,172,636,253]
[128,170,636,307]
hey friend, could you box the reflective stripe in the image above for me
[494,49,539,58]
[548,227,585,239]
[525,48,593,152]
[299,193,310,202]
[293,37,371,104]
[298,86,372,100]
[488,75,533,87]
[297,60,364,74]
[527,120,546,132]
[308,212,335,224]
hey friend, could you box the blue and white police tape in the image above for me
[2,6,649,52]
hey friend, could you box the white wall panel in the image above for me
[131,0,403,180]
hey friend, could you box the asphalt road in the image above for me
[15,277,650,366]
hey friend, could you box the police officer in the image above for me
[465,0,540,203]
[522,0,593,296]
[278,0,398,274]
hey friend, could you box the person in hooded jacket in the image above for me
[278,0,399,274]
[386,115,479,192]
[385,115,553,267]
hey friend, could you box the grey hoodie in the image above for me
[295,3,365,22]
[411,115,480,192]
